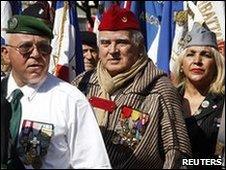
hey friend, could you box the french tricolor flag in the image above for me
[49,1,84,82]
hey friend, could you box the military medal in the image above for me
[111,106,150,150]
[18,120,54,169]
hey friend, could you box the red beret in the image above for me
[98,4,140,31]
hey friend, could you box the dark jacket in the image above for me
[1,77,11,167]
[1,77,25,169]
[178,86,224,159]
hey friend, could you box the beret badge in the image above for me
[185,35,192,43]
[8,17,18,30]
[121,16,128,23]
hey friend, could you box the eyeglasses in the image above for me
[6,41,52,55]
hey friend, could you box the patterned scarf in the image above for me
[96,55,149,126]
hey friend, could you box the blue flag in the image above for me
[157,1,184,74]
[129,2,162,63]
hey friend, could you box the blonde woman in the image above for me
[173,22,225,163]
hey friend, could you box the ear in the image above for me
[1,46,11,65]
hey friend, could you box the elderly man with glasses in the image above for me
[1,2,111,169]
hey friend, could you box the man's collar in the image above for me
[7,73,47,101]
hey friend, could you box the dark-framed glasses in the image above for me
[6,41,52,55]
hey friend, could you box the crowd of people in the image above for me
[1,2,225,169]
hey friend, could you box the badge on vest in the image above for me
[18,120,54,169]
[111,106,150,150]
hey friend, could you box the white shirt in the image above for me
[7,73,111,169]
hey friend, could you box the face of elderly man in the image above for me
[2,33,51,86]
[99,30,140,77]
[82,44,99,71]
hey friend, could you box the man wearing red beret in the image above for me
[72,4,191,169]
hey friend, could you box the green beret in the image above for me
[6,15,53,39]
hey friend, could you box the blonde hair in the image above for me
[173,47,225,94]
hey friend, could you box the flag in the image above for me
[170,1,205,74]
[1,1,11,45]
[126,1,163,71]
[128,1,184,74]
[49,1,84,82]
[156,1,184,74]
[195,1,225,56]
[9,1,22,14]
